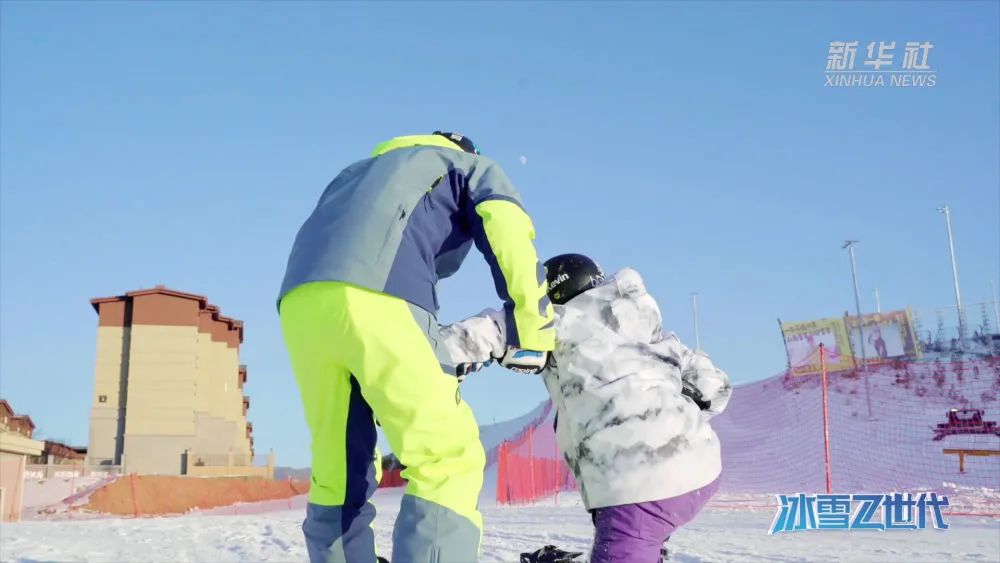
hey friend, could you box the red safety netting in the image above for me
[495,355,1000,515]
[496,408,576,505]
[379,467,406,488]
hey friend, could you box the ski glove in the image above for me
[455,359,492,382]
[498,346,549,374]
[682,379,711,411]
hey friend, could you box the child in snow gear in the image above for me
[440,254,732,563]
[278,133,554,563]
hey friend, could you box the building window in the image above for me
[98,395,107,403]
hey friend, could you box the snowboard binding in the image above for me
[520,545,584,563]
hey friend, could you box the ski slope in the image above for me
[480,359,1000,510]
[3,488,997,562]
[480,359,1000,499]
[713,359,1000,495]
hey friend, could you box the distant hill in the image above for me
[273,466,311,481]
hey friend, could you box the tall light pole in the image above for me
[874,287,881,313]
[843,240,872,417]
[691,292,701,351]
[937,206,966,345]
[991,279,1000,334]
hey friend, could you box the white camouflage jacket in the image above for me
[440,268,732,509]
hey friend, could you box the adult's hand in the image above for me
[497,346,549,374]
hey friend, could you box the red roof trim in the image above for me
[0,400,33,428]
[90,287,240,341]
[12,414,35,429]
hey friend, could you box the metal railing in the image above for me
[24,464,123,479]
[185,449,275,479]
[188,453,253,468]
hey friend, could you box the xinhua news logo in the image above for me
[769,493,950,534]
[825,41,936,88]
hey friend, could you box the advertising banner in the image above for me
[845,309,921,363]
[781,318,855,376]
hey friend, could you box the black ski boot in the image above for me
[520,545,584,563]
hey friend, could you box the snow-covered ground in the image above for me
[3,488,997,562]
[6,359,997,561]
[20,475,110,510]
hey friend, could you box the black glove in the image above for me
[454,360,491,382]
[682,379,711,411]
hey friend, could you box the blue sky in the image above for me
[1,2,997,467]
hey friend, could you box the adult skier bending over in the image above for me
[278,132,554,563]
[442,254,732,563]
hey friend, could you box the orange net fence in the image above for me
[495,412,576,505]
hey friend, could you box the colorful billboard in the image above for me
[844,309,921,363]
[780,318,855,376]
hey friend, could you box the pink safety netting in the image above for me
[495,357,1000,516]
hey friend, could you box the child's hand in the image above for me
[682,379,711,410]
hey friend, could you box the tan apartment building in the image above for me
[88,286,254,475]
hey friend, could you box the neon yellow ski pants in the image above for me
[280,281,485,562]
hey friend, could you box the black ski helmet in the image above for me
[543,253,605,305]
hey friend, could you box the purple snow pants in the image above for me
[589,477,720,563]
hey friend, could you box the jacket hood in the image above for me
[370,134,466,157]
[561,267,663,345]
